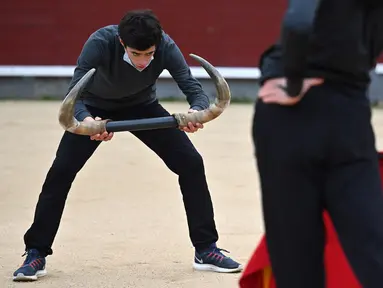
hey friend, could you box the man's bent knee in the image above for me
[169,150,204,176]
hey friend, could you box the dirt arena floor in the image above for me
[2,100,383,288]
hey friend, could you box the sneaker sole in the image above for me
[13,269,47,281]
[193,262,243,273]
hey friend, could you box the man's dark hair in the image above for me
[118,9,163,51]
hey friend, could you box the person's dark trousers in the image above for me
[23,99,218,256]
[253,81,383,288]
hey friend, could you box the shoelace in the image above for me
[206,248,230,263]
[216,248,230,254]
[20,250,41,266]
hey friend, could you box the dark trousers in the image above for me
[24,100,218,256]
[253,82,383,288]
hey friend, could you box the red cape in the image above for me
[239,153,383,288]
[239,212,361,288]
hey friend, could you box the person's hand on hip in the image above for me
[258,77,324,106]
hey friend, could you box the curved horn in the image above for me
[58,68,109,135]
[172,53,231,126]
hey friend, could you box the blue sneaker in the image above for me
[193,245,243,273]
[13,249,47,281]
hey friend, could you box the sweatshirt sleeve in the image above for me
[164,41,210,111]
[66,36,105,121]
[280,0,321,96]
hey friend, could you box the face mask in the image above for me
[123,52,153,72]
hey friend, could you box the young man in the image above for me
[251,0,383,287]
[13,9,242,281]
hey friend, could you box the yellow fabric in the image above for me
[263,266,272,288]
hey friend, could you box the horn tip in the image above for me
[189,53,202,61]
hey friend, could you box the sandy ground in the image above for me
[0,101,262,288]
[2,101,383,288]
